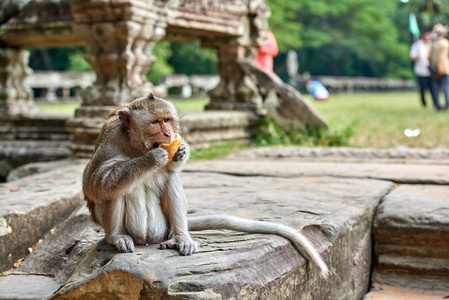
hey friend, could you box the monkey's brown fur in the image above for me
[83,93,329,278]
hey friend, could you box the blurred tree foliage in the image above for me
[168,41,218,75]
[270,0,410,78]
[27,0,448,82]
[146,41,174,84]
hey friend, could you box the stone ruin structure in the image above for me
[0,0,329,159]
[1,2,448,299]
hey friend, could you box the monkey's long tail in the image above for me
[187,215,329,279]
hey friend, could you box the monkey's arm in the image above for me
[160,172,197,255]
[84,147,169,202]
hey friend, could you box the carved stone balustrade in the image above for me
[0,0,329,158]
[0,0,271,156]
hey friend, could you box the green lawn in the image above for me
[37,101,81,115]
[36,92,449,149]
[309,92,449,149]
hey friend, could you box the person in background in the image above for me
[306,80,329,102]
[428,23,449,110]
[255,31,279,72]
[410,31,437,108]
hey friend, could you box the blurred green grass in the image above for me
[37,92,449,149]
[309,92,449,149]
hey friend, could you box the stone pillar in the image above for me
[67,0,176,157]
[0,48,36,139]
[205,0,270,114]
[205,40,262,113]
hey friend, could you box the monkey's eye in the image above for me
[151,119,159,124]
[164,118,171,123]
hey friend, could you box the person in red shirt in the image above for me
[255,31,279,72]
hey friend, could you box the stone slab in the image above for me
[0,160,85,271]
[185,159,449,184]
[374,184,449,261]
[0,141,71,181]
[364,284,448,300]
[364,272,449,299]
[230,146,449,165]
[371,183,449,296]
[375,184,449,233]
[0,163,393,299]
[2,155,447,299]
[0,275,60,300]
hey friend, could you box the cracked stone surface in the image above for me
[0,153,448,299]
[0,160,84,271]
[185,159,449,184]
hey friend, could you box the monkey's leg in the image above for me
[160,173,197,255]
[96,197,135,253]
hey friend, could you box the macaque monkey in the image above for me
[83,93,329,278]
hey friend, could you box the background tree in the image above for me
[27,0,447,83]
[270,0,411,79]
[168,41,218,75]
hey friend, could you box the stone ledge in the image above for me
[0,159,393,299]
[230,146,449,164]
[185,159,449,184]
[0,159,85,271]
[364,272,449,300]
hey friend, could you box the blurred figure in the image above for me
[255,31,279,72]
[429,23,449,110]
[410,31,437,108]
[306,80,329,102]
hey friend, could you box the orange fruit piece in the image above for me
[160,134,182,162]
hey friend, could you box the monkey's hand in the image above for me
[160,235,197,256]
[146,147,169,168]
[172,143,188,162]
[167,140,190,172]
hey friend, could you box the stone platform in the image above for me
[0,148,448,299]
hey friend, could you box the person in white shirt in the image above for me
[410,31,438,108]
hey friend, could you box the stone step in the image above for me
[364,284,449,300]
[369,182,449,298]
[364,271,449,299]
[0,160,85,272]
[0,160,395,299]
[377,255,449,277]
[375,243,449,260]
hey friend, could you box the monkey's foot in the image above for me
[160,237,197,256]
[108,234,135,253]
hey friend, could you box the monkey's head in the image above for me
[115,93,180,153]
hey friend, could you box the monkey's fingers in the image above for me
[110,235,135,253]
[172,145,187,162]
[178,241,197,256]
[160,135,182,162]
[160,239,178,250]
[172,151,186,162]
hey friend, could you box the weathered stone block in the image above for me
[0,159,393,299]
[0,161,84,271]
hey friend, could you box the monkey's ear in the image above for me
[117,108,132,131]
